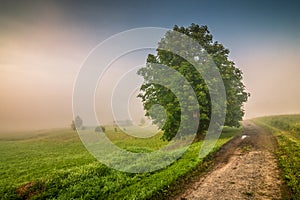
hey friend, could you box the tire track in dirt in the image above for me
[176,120,283,200]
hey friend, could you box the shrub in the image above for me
[95,126,105,133]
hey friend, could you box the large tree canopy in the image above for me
[137,24,249,141]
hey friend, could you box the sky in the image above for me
[0,0,299,132]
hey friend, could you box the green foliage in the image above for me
[137,24,249,141]
[0,127,240,199]
[253,115,300,199]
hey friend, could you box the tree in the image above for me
[72,116,83,130]
[137,24,249,141]
[71,120,76,131]
[95,125,105,133]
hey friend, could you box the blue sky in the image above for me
[0,0,299,131]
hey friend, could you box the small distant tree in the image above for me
[75,116,83,129]
[71,116,83,131]
[95,126,105,133]
[71,120,76,131]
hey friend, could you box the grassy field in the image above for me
[253,115,300,199]
[0,126,241,199]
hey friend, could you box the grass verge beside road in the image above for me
[253,115,300,199]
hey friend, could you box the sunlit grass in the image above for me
[0,126,241,199]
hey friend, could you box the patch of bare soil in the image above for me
[16,181,45,200]
[176,121,283,200]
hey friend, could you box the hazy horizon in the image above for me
[1,0,299,132]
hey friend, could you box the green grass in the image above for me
[253,115,300,200]
[0,126,241,199]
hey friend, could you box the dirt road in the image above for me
[176,121,283,200]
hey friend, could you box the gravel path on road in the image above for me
[176,121,283,200]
